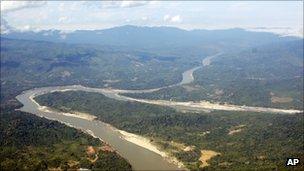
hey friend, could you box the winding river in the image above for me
[16,53,302,170]
[16,87,183,170]
[15,54,206,171]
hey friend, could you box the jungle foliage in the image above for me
[0,107,132,171]
[36,91,304,170]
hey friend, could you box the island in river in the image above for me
[14,52,303,170]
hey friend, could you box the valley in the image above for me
[15,55,302,170]
[1,24,303,170]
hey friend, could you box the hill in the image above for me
[0,106,132,170]
[2,25,298,52]
[125,39,304,109]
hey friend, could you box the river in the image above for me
[16,87,184,170]
[15,59,204,170]
[15,52,301,170]
[15,54,209,171]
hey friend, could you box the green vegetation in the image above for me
[1,29,303,171]
[0,107,132,171]
[0,45,135,171]
[1,38,202,102]
[1,37,202,171]
[36,91,304,170]
[123,40,304,110]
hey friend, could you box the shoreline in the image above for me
[30,94,185,170]
[28,82,303,115]
[117,130,185,169]
[14,50,301,170]
[117,94,302,114]
[30,94,97,121]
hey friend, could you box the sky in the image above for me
[1,1,303,36]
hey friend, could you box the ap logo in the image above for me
[286,158,300,166]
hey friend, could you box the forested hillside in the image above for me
[124,40,304,110]
[0,107,132,170]
[3,26,297,52]
[1,26,302,170]
[1,37,202,101]
[35,91,304,170]
[1,37,148,169]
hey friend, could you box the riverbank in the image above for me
[115,94,303,114]
[30,94,97,121]
[30,93,185,170]
[118,130,185,169]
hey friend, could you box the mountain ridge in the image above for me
[2,25,299,51]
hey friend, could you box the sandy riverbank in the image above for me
[30,94,97,121]
[118,130,185,169]
[118,94,302,114]
[30,93,185,169]
[199,150,221,168]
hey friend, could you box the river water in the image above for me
[16,86,184,170]
[16,52,302,170]
[15,56,204,171]
[16,51,303,170]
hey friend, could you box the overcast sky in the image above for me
[1,1,303,36]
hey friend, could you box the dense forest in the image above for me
[0,37,200,171]
[1,27,303,170]
[36,91,304,170]
[123,40,304,110]
[1,39,138,171]
[0,106,132,170]
[1,37,202,101]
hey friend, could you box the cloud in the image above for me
[120,1,149,8]
[58,2,79,12]
[163,14,182,23]
[163,15,170,21]
[58,16,68,23]
[58,2,66,11]
[141,16,148,21]
[83,1,149,9]
[1,1,47,13]
[1,1,47,33]
[22,25,31,30]
[0,17,15,34]
[171,15,182,23]
[228,2,251,12]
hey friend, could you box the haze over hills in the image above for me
[126,39,303,110]
[1,25,303,170]
[1,26,303,108]
[1,1,303,170]
[2,25,299,51]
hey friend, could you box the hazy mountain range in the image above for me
[1,25,299,51]
[1,24,303,171]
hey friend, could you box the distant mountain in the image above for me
[1,25,299,51]
[213,39,304,78]
[0,17,15,34]
[1,37,197,101]
[127,39,303,109]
